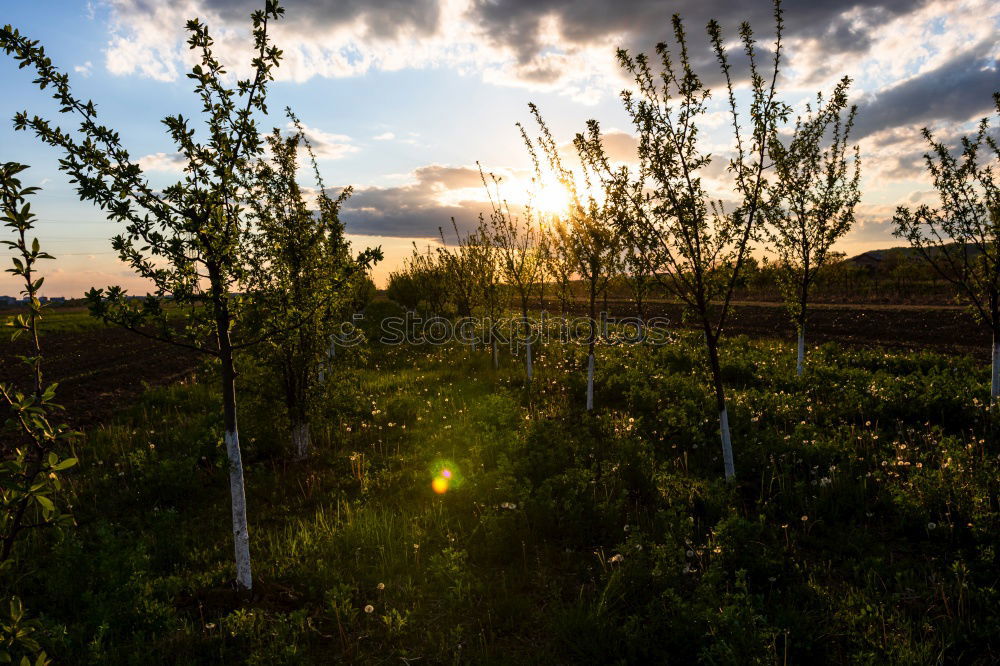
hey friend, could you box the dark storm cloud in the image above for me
[466,0,928,65]
[338,179,483,238]
[341,164,488,238]
[197,0,441,39]
[852,44,1000,139]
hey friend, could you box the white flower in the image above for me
[364,604,375,614]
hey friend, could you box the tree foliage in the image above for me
[2,0,288,593]
[0,163,76,666]
[766,76,860,373]
[894,91,1000,398]
[244,109,381,459]
[576,2,789,478]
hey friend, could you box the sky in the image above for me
[0,0,998,296]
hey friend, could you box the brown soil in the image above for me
[0,300,990,432]
[553,299,992,359]
[0,325,200,429]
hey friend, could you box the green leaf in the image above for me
[35,495,54,513]
[51,457,77,471]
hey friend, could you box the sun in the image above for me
[532,180,573,216]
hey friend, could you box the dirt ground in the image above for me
[0,299,990,431]
[0,325,200,429]
[553,298,992,359]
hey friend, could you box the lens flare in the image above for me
[430,461,460,495]
[432,476,450,494]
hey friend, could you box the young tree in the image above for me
[893,92,1000,401]
[767,77,860,375]
[437,219,480,319]
[0,163,78,560]
[522,104,620,410]
[244,112,380,460]
[576,4,789,479]
[388,242,449,315]
[0,163,78,665]
[543,216,577,339]
[1,1,285,592]
[620,234,657,325]
[468,215,505,368]
[481,166,544,380]
[534,224,551,311]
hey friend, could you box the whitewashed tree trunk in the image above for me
[796,325,805,377]
[992,333,1000,403]
[526,340,533,380]
[224,429,253,592]
[292,422,310,460]
[719,407,735,480]
[586,352,595,410]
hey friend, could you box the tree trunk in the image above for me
[706,337,735,480]
[492,336,499,370]
[292,420,311,460]
[992,330,999,403]
[521,301,532,381]
[586,352,595,411]
[220,345,253,593]
[796,325,805,377]
[588,278,598,410]
[797,277,809,377]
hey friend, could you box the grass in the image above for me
[0,306,108,337]
[8,302,1000,663]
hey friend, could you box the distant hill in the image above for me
[844,242,983,270]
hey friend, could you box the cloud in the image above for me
[335,163,525,237]
[195,0,441,40]
[413,164,484,189]
[339,184,482,238]
[74,61,93,77]
[102,0,447,83]
[466,0,938,88]
[592,130,638,163]
[285,121,359,160]
[95,0,999,120]
[373,131,396,140]
[853,42,1000,139]
[137,151,187,171]
[96,0,1000,116]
